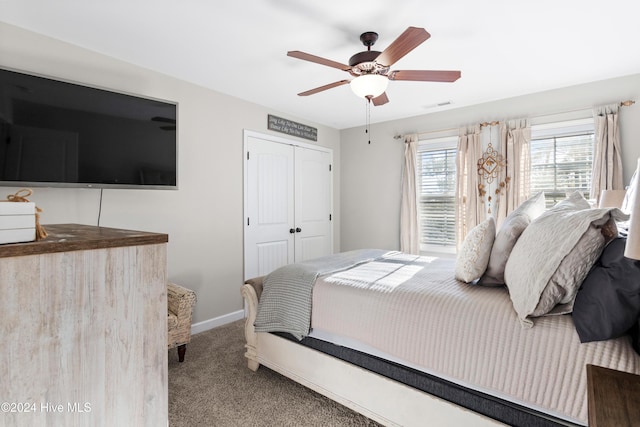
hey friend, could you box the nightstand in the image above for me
[587,364,640,427]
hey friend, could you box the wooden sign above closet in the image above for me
[268,114,317,141]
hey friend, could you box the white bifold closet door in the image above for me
[244,131,332,280]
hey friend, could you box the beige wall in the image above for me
[341,73,640,252]
[0,22,342,327]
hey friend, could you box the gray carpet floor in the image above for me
[168,320,382,427]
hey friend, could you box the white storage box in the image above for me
[0,202,36,244]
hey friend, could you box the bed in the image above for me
[240,192,640,426]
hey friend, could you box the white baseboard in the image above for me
[191,309,245,335]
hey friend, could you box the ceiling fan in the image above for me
[288,26,461,106]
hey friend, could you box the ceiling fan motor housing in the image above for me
[349,52,391,77]
[349,50,381,68]
[349,31,387,75]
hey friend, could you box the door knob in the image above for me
[289,228,295,234]
[296,227,302,233]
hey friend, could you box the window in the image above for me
[530,119,595,207]
[416,118,595,254]
[417,137,457,251]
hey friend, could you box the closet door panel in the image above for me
[294,147,331,262]
[245,136,295,279]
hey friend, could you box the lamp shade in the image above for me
[599,189,627,208]
[350,74,389,99]
[624,158,640,260]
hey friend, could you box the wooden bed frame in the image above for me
[241,282,506,427]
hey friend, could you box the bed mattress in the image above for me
[308,252,640,425]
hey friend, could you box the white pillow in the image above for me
[455,216,496,283]
[480,192,545,286]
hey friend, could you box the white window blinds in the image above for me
[418,138,457,248]
[530,119,595,207]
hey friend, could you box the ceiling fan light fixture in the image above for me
[350,74,389,99]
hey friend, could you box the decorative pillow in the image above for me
[551,190,592,212]
[599,217,619,243]
[455,216,496,283]
[546,212,621,306]
[503,192,629,327]
[530,224,604,317]
[479,192,545,286]
[573,238,640,345]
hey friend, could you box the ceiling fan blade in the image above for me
[371,92,389,106]
[287,51,351,71]
[297,80,350,96]
[375,27,431,67]
[389,70,461,82]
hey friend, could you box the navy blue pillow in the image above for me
[573,237,640,345]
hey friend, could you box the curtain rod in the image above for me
[394,99,635,141]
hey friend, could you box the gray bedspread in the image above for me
[310,252,640,425]
[254,249,388,339]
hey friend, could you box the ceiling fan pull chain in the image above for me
[366,98,371,144]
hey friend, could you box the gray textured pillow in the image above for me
[530,223,605,317]
[479,192,545,286]
[455,216,496,283]
[504,191,629,327]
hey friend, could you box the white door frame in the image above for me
[242,129,333,281]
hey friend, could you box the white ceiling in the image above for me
[2,0,639,129]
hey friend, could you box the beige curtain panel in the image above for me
[400,134,420,254]
[494,119,531,228]
[591,103,624,204]
[455,125,484,248]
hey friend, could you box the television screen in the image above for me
[0,67,177,189]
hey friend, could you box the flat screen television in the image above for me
[0,67,177,189]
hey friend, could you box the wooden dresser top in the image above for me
[0,223,168,258]
[587,364,640,427]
